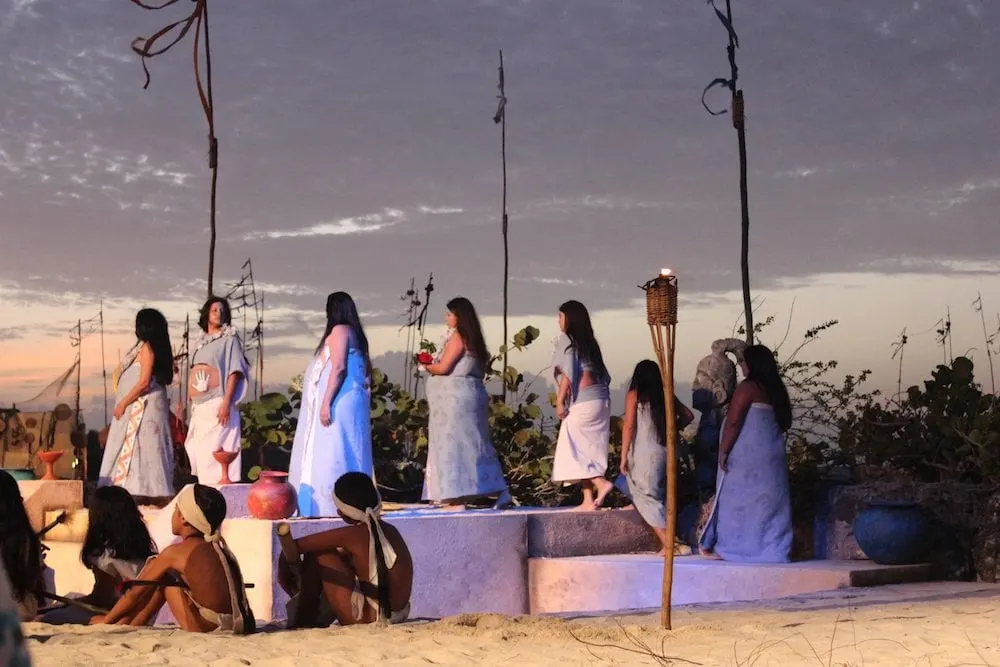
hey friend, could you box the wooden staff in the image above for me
[276,522,302,626]
[36,590,109,616]
[37,511,67,538]
[641,269,679,630]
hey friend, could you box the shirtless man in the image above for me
[278,472,413,627]
[90,484,254,634]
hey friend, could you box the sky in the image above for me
[0,0,998,429]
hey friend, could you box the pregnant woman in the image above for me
[288,292,374,518]
[98,308,175,503]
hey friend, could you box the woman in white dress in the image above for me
[184,297,249,485]
[551,300,614,510]
[288,292,374,518]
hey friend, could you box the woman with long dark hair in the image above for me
[0,470,44,621]
[184,296,250,484]
[698,344,794,562]
[0,558,32,665]
[551,300,614,510]
[420,297,511,508]
[288,292,374,517]
[98,308,175,502]
[43,486,156,624]
[614,360,694,554]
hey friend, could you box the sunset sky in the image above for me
[1,0,997,428]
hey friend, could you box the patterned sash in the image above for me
[111,394,148,486]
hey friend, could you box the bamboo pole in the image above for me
[641,269,679,630]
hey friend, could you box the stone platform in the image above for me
[35,482,932,624]
[528,554,933,615]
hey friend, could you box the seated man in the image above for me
[90,484,254,634]
[278,472,413,627]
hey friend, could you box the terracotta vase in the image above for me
[247,471,297,520]
[38,450,64,481]
[212,450,239,485]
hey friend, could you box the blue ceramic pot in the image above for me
[2,468,36,481]
[853,501,929,565]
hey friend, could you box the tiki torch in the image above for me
[641,268,679,630]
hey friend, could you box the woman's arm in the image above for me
[620,390,638,471]
[319,326,350,426]
[424,334,465,376]
[555,375,571,419]
[718,383,753,471]
[113,344,154,419]
[676,398,695,431]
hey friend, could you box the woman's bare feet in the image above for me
[592,478,614,508]
[570,501,597,512]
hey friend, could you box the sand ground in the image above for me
[22,582,1000,666]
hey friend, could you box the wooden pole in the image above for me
[642,270,679,630]
[100,299,108,427]
[494,50,509,399]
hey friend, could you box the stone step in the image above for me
[527,554,933,615]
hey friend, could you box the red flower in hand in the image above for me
[417,352,433,365]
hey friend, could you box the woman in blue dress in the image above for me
[614,360,694,554]
[698,345,794,562]
[289,292,374,518]
[421,297,510,508]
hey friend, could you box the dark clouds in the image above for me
[0,0,996,323]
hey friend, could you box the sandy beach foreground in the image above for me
[23,582,1000,666]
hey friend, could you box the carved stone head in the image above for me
[691,338,747,413]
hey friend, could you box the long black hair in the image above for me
[335,472,391,621]
[629,360,667,445]
[559,300,609,382]
[743,344,793,432]
[135,308,174,385]
[446,297,490,369]
[198,296,232,333]
[81,486,156,569]
[0,470,43,602]
[316,292,372,377]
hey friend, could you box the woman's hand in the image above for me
[216,402,232,427]
[620,452,630,474]
[320,404,333,427]
[89,614,106,625]
[718,450,729,473]
[112,402,127,421]
[556,401,568,420]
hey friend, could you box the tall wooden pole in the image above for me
[703,0,752,342]
[642,270,679,629]
[203,0,219,299]
[128,0,219,299]
[75,319,82,435]
[100,299,109,427]
[494,50,509,398]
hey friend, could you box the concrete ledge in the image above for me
[18,480,83,533]
[148,483,254,551]
[528,555,934,615]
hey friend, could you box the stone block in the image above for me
[525,507,657,557]
[17,480,84,533]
